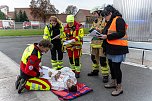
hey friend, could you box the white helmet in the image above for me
[90,4,107,13]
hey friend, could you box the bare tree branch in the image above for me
[30,0,59,23]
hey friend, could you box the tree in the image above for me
[14,11,19,22]
[23,11,29,21]
[18,10,24,22]
[0,10,6,20]
[30,0,59,23]
[14,10,29,22]
[65,5,77,15]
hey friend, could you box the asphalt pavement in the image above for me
[0,36,152,101]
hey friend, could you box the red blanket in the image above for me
[51,83,93,100]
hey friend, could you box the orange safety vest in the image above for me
[107,16,128,46]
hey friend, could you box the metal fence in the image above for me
[1,20,152,42]
[0,22,92,29]
[14,22,46,29]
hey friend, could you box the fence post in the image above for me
[142,50,145,65]
[14,22,15,30]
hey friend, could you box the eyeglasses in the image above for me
[104,13,110,16]
[101,10,110,17]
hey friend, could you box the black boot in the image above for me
[102,76,109,83]
[15,75,22,89]
[18,79,27,94]
[88,70,99,76]
[75,74,80,78]
[75,72,80,78]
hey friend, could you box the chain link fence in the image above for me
[14,22,46,29]
[1,20,152,42]
[0,21,92,29]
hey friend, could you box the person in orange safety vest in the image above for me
[99,5,129,96]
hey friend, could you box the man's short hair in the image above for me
[68,85,77,92]
[38,39,53,49]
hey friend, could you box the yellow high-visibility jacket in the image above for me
[43,23,64,41]
[62,21,84,48]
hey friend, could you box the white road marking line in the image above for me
[82,52,152,69]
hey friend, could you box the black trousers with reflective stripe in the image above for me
[51,42,63,60]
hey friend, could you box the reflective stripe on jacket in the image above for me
[25,78,51,90]
[63,21,84,47]
[21,44,41,64]
[21,44,41,77]
[43,24,64,41]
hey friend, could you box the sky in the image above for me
[0,0,113,13]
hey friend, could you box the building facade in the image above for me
[75,9,93,24]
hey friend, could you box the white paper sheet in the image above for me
[88,29,103,37]
[63,39,73,45]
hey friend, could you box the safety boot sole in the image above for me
[111,90,123,96]
[15,75,22,89]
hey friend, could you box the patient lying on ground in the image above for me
[48,67,77,92]
[16,67,77,93]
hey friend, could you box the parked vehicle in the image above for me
[0,20,15,29]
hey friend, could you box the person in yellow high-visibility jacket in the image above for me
[63,15,84,78]
[43,16,64,70]
[15,39,52,94]
[88,6,109,83]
